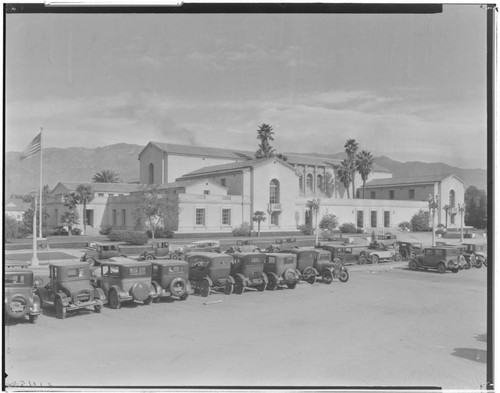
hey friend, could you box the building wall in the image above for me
[362,183,438,202]
[196,172,245,196]
[438,176,466,229]
[167,155,243,184]
[139,146,166,185]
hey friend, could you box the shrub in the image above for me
[53,226,69,236]
[398,221,411,232]
[298,224,314,235]
[232,222,251,237]
[356,227,365,234]
[71,228,82,235]
[339,222,357,233]
[146,228,174,239]
[4,216,21,241]
[100,226,113,235]
[109,230,148,245]
[410,210,431,232]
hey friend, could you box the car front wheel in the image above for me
[409,260,418,271]
[371,255,379,264]
[198,279,210,297]
[266,274,278,291]
[437,263,446,274]
[339,270,349,283]
[321,269,333,285]
[108,289,121,309]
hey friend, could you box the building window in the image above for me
[356,190,360,198]
[357,211,364,228]
[271,211,280,226]
[221,178,226,187]
[384,211,390,227]
[108,193,114,197]
[118,194,124,196]
[370,191,376,199]
[204,190,210,195]
[389,190,394,200]
[299,175,303,192]
[317,175,323,193]
[449,190,455,207]
[122,209,126,226]
[409,189,415,200]
[269,179,280,204]
[98,193,105,197]
[306,174,313,192]
[222,209,231,225]
[148,163,154,184]
[112,209,117,226]
[196,209,205,226]
[371,211,377,228]
[450,214,455,225]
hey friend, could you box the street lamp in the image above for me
[458,203,465,242]
[428,193,440,247]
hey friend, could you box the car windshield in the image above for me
[5,274,27,284]
[284,257,294,264]
[129,266,147,275]
[67,268,86,278]
[168,266,183,273]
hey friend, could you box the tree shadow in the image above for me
[451,348,487,363]
[475,333,487,343]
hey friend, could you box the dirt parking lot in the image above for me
[5,262,487,390]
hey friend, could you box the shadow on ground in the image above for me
[451,348,487,363]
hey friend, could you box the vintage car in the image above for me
[191,240,222,253]
[461,242,487,269]
[80,241,127,267]
[409,246,465,273]
[373,233,398,247]
[5,268,42,324]
[279,248,318,284]
[397,241,424,260]
[94,257,158,308]
[229,252,268,294]
[137,239,171,260]
[186,252,235,296]
[317,243,369,265]
[151,260,191,301]
[36,261,106,319]
[366,243,402,264]
[226,244,261,253]
[263,253,300,290]
[312,248,349,283]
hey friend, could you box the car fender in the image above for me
[31,294,41,313]
[92,287,106,301]
[56,293,70,307]
[109,284,127,299]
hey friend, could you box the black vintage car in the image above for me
[279,248,318,284]
[461,242,487,269]
[186,252,235,297]
[263,253,300,290]
[397,241,423,260]
[151,260,190,301]
[5,268,42,324]
[409,247,465,274]
[229,252,268,294]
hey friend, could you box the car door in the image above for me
[100,265,111,294]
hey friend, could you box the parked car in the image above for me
[461,242,487,269]
[311,248,349,283]
[226,244,261,253]
[317,243,369,265]
[186,252,235,296]
[229,252,268,294]
[263,253,301,290]
[191,240,222,253]
[151,260,191,301]
[373,233,398,247]
[36,261,106,319]
[279,248,318,283]
[5,268,42,324]
[94,257,158,308]
[81,241,127,267]
[397,241,423,260]
[366,243,402,264]
[137,239,171,261]
[408,246,465,273]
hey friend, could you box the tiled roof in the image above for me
[53,182,142,193]
[364,173,462,188]
[180,157,297,178]
[142,142,254,160]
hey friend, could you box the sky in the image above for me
[5,5,488,170]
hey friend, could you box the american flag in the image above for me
[20,132,42,160]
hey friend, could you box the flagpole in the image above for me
[39,127,43,239]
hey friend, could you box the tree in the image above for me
[344,139,359,198]
[255,123,276,159]
[134,186,179,240]
[306,199,321,244]
[75,184,94,235]
[464,186,487,229]
[410,209,431,232]
[5,216,20,241]
[355,149,375,199]
[92,169,121,183]
[63,192,79,210]
[319,213,339,238]
[60,211,80,235]
[337,159,352,199]
[252,211,267,237]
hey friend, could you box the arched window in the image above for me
[269,179,280,204]
[148,163,154,184]
[306,174,313,192]
[449,190,455,207]
[317,175,323,194]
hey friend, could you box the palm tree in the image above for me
[252,211,267,237]
[355,150,375,199]
[306,199,321,245]
[92,169,121,183]
[255,123,276,159]
[344,139,359,198]
[75,184,94,234]
[337,159,352,199]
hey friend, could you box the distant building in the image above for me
[5,198,30,222]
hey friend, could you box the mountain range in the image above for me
[5,143,487,197]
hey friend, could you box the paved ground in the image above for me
[5,251,77,262]
[5,264,487,390]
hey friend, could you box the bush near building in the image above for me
[398,221,411,232]
[339,222,357,233]
[410,209,431,232]
[109,230,148,245]
[232,222,251,237]
[146,228,174,239]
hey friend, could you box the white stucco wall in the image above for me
[168,155,241,184]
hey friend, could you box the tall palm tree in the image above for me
[255,123,276,158]
[75,184,94,234]
[344,139,359,198]
[92,169,121,183]
[355,150,375,199]
[252,211,267,237]
[337,159,352,199]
